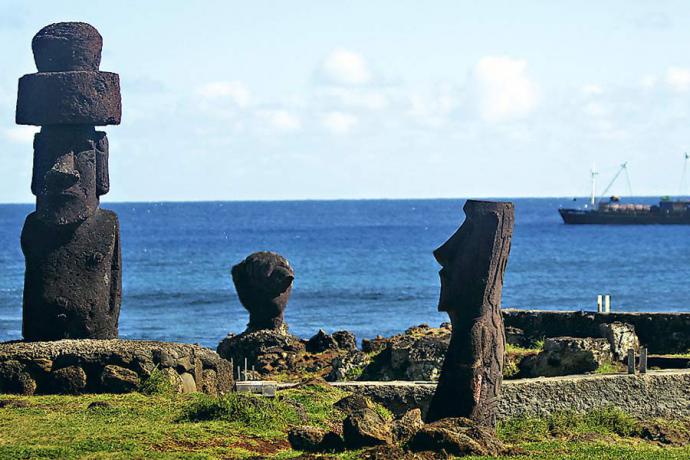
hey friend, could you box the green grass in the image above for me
[594,361,627,375]
[0,392,688,459]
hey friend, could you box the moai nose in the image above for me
[45,153,80,190]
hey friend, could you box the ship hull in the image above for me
[559,208,690,225]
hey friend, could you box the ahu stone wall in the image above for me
[333,369,690,420]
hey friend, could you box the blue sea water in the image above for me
[1,198,689,348]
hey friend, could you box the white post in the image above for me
[597,295,603,313]
[604,294,611,313]
[627,349,635,374]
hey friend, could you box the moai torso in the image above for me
[426,200,514,427]
[16,22,122,340]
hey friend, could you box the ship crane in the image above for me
[598,162,631,205]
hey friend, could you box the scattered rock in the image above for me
[599,322,640,361]
[100,365,140,393]
[342,408,393,449]
[0,399,30,408]
[332,331,357,351]
[362,336,388,354]
[358,445,435,459]
[407,417,513,457]
[217,328,305,375]
[505,326,529,348]
[392,408,424,444]
[640,421,690,446]
[87,401,112,410]
[328,351,369,381]
[334,394,375,415]
[319,431,345,452]
[519,337,612,377]
[288,426,326,452]
[306,330,339,353]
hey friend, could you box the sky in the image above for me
[1,0,690,202]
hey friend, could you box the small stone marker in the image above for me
[639,347,648,374]
[627,349,636,374]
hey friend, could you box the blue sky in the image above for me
[2,1,690,202]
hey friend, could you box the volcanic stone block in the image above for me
[32,22,102,72]
[426,200,514,428]
[232,251,295,331]
[16,71,121,126]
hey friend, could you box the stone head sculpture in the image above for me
[17,22,122,340]
[231,252,294,332]
[434,200,514,320]
[427,200,514,427]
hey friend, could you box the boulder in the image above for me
[332,331,357,351]
[0,360,36,395]
[342,408,393,449]
[50,365,87,394]
[505,326,529,348]
[519,337,612,377]
[392,408,424,444]
[407,417,512,457]
[288,426,326,452]
[217,328,305,374]
[599,322,640,361]
[328,351,369,381]
[306,330,339,353]
[100,365,139,393]
[334,394,375,415]
[180,372,197,393]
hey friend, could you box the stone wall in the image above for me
[0,339,232,395]
[334,369,690,420]
[503,309,690,354]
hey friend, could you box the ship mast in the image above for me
[678,153,689,198]
[590,164,598,206]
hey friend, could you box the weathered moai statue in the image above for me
[16,22,122,340]
[231,252,294,332]
[426,200,514,427]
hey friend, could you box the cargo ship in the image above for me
[559,158,690,225]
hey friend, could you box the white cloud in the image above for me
[321,49,371,85]
[197,81,251,107]
[320,88,388,110]
[581,84,603,96]
[641,75,657,89]
[257,110,302,132]
[4,126,37,144]
[321,111,358,134]
[666,67,690,92]
[473,56,538,122]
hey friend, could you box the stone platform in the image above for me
[331,369,690,420]
[0,339,232,395]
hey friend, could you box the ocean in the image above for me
[1,198,689,348]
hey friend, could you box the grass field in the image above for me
[0,383,688,459]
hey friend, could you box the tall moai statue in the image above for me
[426,200,514,427]
[16,22,122,340]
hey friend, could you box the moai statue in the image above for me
[426,200,514,427]
[16,22,122,340]
[231,252,294,332]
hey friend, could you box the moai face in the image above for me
[32,127,108,225]
[433,200,514,315]
[232,252,295,331]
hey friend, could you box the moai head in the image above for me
[231,252,294,332]
[31,127,109,225]
[16,22,120,226]
[433,200,514,317]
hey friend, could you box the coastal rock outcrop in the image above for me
[426,200,514,427]
[17,22,122,340]
[0,340,232,395]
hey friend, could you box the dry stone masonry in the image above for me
[16,22,122,340]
